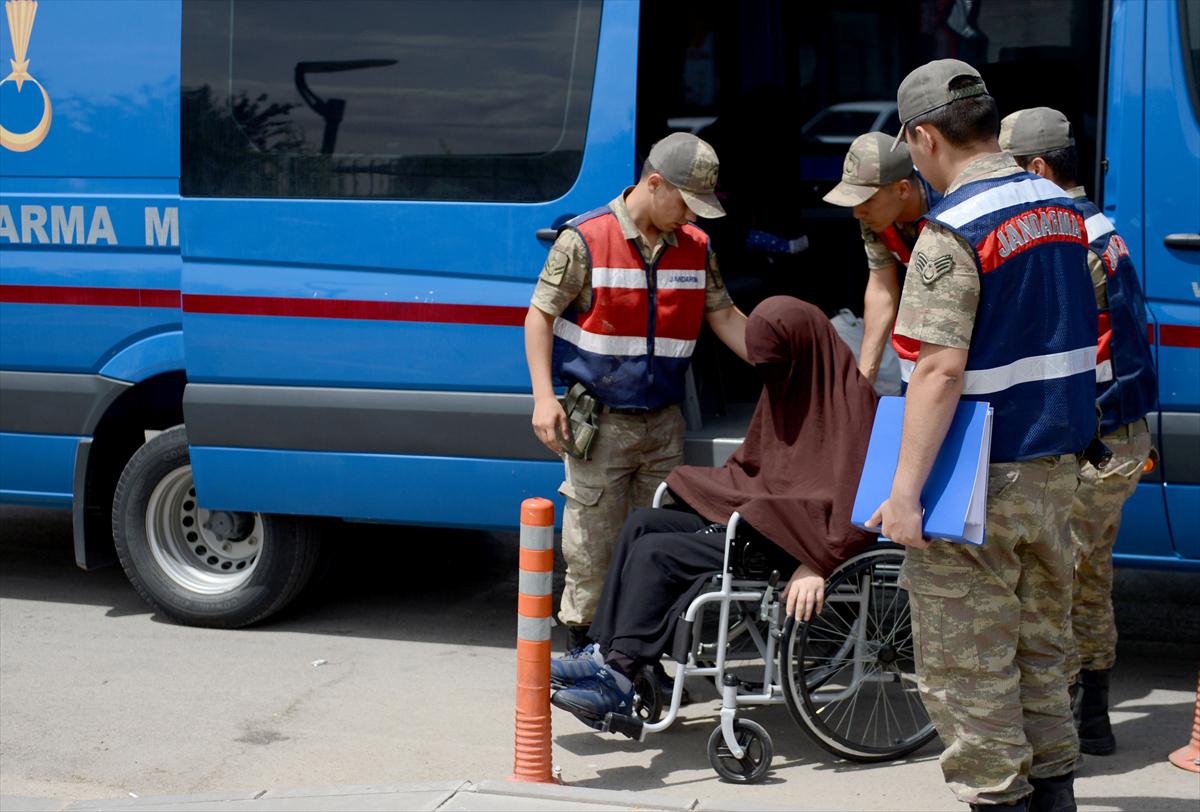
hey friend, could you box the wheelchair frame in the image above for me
[592,482,935,783]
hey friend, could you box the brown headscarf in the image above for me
[666,296,878,577]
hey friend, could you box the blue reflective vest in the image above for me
[1074,197,1158,434]
[916,172,1098,462]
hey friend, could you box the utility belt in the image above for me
[557,383,670,459]
[603,404,670,417]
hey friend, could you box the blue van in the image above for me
[1,0,1197,626]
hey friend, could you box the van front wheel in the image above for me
[112,426,321,628]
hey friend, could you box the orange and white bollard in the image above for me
[1167,671,1200,773]
[511,497,556,783]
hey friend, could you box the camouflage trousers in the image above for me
[900,454,1080,806]
[557,405,685,626]
[1067,418,1151,675]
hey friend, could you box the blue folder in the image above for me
[851,396,993,545]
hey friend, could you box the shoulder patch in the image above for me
[541,247,570,285]
[915,252,954,285]
[708,251,724,290]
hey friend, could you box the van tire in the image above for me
[112,426,322,628]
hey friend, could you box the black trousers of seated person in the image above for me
[588,507,793,669]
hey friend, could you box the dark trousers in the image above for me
[588,507,728,665]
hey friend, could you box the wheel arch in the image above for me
[73,370,187,570]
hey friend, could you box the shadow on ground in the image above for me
[2,506,1199,658]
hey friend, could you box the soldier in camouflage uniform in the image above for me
[1001,107,1159,757]
[524,133,749,649]
[868,62,1097,812]
[823,131,938,392]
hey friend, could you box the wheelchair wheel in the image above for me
[632,664,663,724]
[779,545,936,762]
[706,718,773,783]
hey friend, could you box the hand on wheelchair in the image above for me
[781,562,824,621]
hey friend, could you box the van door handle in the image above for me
[1163,233,1200,250]
[536,228,559,241]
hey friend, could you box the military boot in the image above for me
[1029,771,1077,812]
[1077,668,1117,755]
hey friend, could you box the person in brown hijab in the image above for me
[551,296,879,726]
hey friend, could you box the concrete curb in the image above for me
[473,780,804,812]
[3,779,806,812]
[0,798,72,812]
[473,779,696,810]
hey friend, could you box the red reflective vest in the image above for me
[552,205,708,410]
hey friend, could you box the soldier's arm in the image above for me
[1087,250,1108,309]
[880,342,969,549]
[526,231,587,452]
[702,249,749,363]
[524,306,565,452]
[705,305,749,362]
[866,226,978,548]
[860,262,901,384]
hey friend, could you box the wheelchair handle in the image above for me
[759,570,781,623]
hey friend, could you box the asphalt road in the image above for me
[1,506,1197,811]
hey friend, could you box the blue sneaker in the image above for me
[550,643,603,686]
[551,668,635,725]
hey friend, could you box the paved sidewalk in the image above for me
[0,780,794,812]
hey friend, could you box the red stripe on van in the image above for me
[1159,324,1200,348]
[0,284,181,308]
[182,293,527,326]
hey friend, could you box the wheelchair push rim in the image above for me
[779,545,936,762]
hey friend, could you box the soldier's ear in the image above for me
[910,124,936,155]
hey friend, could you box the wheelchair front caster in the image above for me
[706,718,773,783]
[632,664,663,724]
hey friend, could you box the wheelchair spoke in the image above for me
[811,604,861,641]
[783,549,936,760]
[882,680,910,746]
[898,672,926,731]
[826,661,870,734]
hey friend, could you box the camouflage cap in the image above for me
[646,132,725,218]
[999,107,1075,156]
[823,132,915,207]
[891,59,989,151]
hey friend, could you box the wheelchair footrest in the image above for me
[602,712,645,740]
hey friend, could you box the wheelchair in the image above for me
[591,483,936,783]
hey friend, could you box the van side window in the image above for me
[1183,0,1200,122]
[181,0,602,202]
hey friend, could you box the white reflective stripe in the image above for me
[1084,213,1116,243]
[517,615,551,642]
[554,318,647,356]
[937,178,1070,228]
[519,570,553,596]
[654,336,697,358]
[961,346,1097,395]
[1096,358,1114,383]
[520,523,554,551]
[899,358,916,382]
[655,269,706,289]
[555,318,696,359]
[592,267,647,289]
